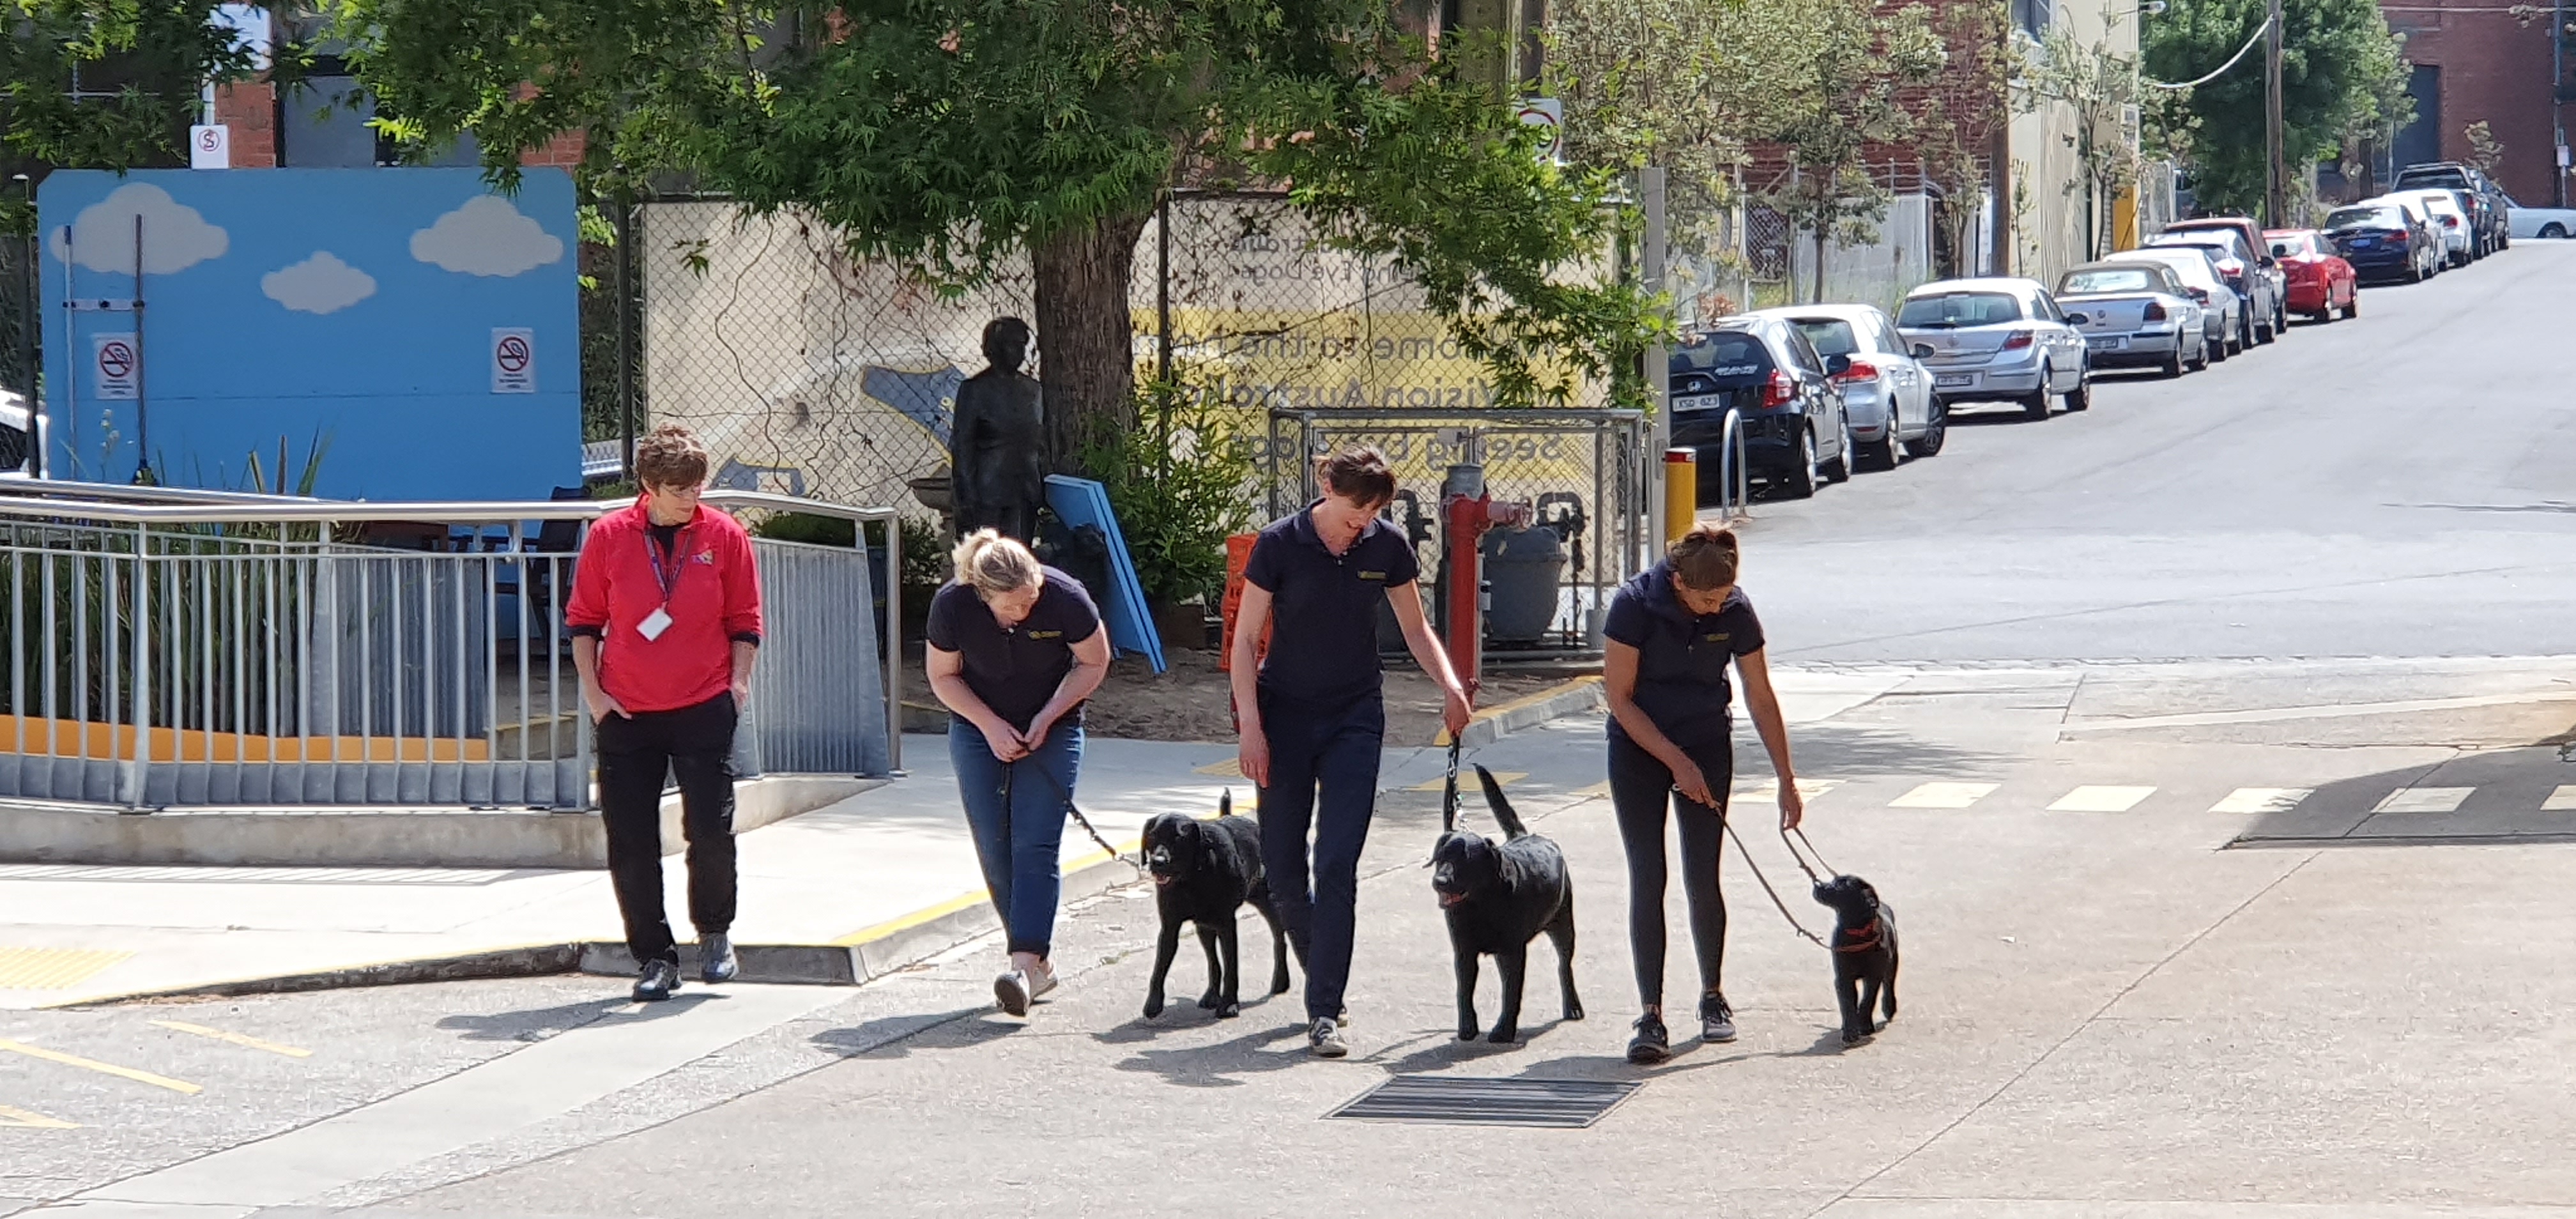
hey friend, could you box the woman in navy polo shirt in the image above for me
[1230,445,1473,1058]
[925,530,1112,1017]
[1602,524,1804,1064]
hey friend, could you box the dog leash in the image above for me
[1006,750,1135,868]
[1715,809,1832,950]
[1780,825,1838,885]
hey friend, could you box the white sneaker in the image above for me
[1028,964,1059,1001]
[994,970,1032,1016]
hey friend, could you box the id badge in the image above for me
[638,606,674,641]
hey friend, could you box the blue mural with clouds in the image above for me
[38,167,579,501]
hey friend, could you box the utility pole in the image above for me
[2556,0,2568,208]
[2264,0,2287,227]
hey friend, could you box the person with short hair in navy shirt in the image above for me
[1230,445,1473,1058]
[1601,524,1805,1064]
[926,530,1112,1018]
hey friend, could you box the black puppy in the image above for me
[1813,873,1899,1045]
[1141,792,1290,1020]
[1429,765,1582,1044]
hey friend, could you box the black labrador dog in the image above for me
[1430,765,1581,1044]
[1141,793,1290,1020]
[1813,873,1899,1045]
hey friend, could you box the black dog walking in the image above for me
[1600,524,1806,1064]
[1430,761,1581,1044]
[1814,873,1900,1045]
[1141,793,1292,1020]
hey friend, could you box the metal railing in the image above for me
[0,482,900,811]
[1713,409,1752,522]
[1261,407,1652,656]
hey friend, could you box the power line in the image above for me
[2142,15,2273,89]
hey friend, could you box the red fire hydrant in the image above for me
[1441,461,1530,699]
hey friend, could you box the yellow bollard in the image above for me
[1663,447,1698,544]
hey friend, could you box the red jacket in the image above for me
[566,498,764,713]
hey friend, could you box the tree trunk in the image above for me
[1812,215,1829,304]
[1032,211,1151,477]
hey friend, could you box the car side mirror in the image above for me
[2258,254,2278,268]
[1825,354,1852,376]
[2064,311,2089,326]
[1911,343,1935,359]
[2270,243,2291,257]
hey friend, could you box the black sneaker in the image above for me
[1700,993,1737,1043]
[1626,1013,1672,1064]
[1308,1017,1349,1058]
[700,933,739,985]
[632,958,680,1002]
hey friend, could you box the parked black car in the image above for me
[2395,161,2511,254]
[1668,316,1852,500]
[2324,202,2440,283]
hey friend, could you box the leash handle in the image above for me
[1721,812,1831,950]
[1780,825,1837,884]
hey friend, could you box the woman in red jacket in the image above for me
[567,424,765,1002]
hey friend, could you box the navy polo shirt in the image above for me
[1602,560,1765,749]
[1243,502,1420,710]
[924,567,1103,731]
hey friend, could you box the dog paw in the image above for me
[1487,1025,1520,1045]
[1457,1024,1480,1042]
[1144,999,1163,1019]
[1195,993,1221,1010]
[1565,1003,1585,1022]
[1215,1001,1241,1020]
[1270,977,1292,995]
[1842,1029,1873,1046]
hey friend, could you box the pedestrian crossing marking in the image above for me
[2375,786,2474,814]
[1410,771,1526,792]
[1891,781,1998,809]
[2048,785,2157,813]
[1193,758,1243,778]
[2211,787,2312,814]
[1737,778,1843,801]
[149,1020,313,1059]
[0,1103,76,1129]
[2547,785,2576,811]
[0,1039,201,1094]
[0,946,133,991]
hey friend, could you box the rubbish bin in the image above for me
[1480,521,1569,646]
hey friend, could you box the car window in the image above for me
[1781,327,1825,375]
[2326,206,2400,229]
[1876,318,1907,353]
[2033,292,2064,323]
[2112,252,2211,288]
[2266,233,2313,257]
[2059,266,2161,295]
[1790,318,1860,357]
[1897,291,2023,326]
[1670,330,1772,378]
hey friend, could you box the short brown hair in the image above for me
[636,424,710,490]
[1315,445,1396,510]
[1669,524,1739,590]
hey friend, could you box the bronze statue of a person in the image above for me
[949,317,1046,542]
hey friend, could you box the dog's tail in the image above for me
[1475,764,1529,839]
[1220,788,1236,821]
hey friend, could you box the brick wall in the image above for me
[211,82,277,168]
[518,130,587,170]
[2395,1,2568,203]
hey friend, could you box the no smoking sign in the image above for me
[490,328,536,394]
[92,334,139,400]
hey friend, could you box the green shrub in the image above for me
[1081,379,1256,608]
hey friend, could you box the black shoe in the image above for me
[1700,993,1737,1044]
[1626,1013,1672,1064]
[700,933,739,985]
[1308,1017,1349,1058]
[632,958,680,1002]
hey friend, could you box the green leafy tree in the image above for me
[2142,0,2407,213]
[1,0,282,190]
[2020,20,2143,259]
[1759,0,1944,302]
[334,0,1659,469]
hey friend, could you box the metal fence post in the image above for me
[1641,167,1673,565]
[614,195,640,480]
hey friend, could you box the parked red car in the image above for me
[2264,229,2358,321]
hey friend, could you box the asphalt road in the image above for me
[1740,241,2576,664]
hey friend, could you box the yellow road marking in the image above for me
[0,947,134,991]
[1435,676,1604,746]
[828,833,1149,948]
[2211,786,2312,814]
[1193,757,1243,778]
[1736,778,1843,801]
[0,1102,77,1128]
[1890,781,1998,809]
[2048,785,2158,813]
[1411,770,1526,792]
[0,1039,201,1094]
[148,1020,312,1059]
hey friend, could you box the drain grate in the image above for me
[1327,1075,1641,1129]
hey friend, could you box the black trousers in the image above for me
[1606,731,1734,1011]
[597,693,740,965]
[1255,691,1385,1022]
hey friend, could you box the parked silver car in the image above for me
[1896,277,2092,422]
[2104,245,2241,361]
[2053,261,2209,377]
[2148,229,2280,347]
[1753,304,1943,469]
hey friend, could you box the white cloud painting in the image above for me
[47,183,231,275]
[261,251,377,314]
[410,195,565,277]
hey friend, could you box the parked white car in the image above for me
[1751,304,1944,468]
[2506,194,2576,240]
[1896,277,2092,422]
[2053,261,2209,377]
[2103,245,2242,361]
[0,388,33,479]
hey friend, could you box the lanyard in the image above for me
[645,524,691,604]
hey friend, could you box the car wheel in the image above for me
[2189,332,2211,371]
[2064,371,2091,412]
[1905,402,1947,459]
[2255,309,2275,344]
[2342,290,2359,319]
[1822,416,1854,484]
[1859,410,1901,471]
[2022,365,2053,421]
[2207,326,2228,362]
[2163,345,2186,378]
[1779,429,1820,499]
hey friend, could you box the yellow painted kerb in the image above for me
[1435,675,1603,747]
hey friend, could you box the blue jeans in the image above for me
[949,718,1083,958]
[1255,691,1385,1022]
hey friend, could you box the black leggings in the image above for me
[1607,732,1733,1011]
